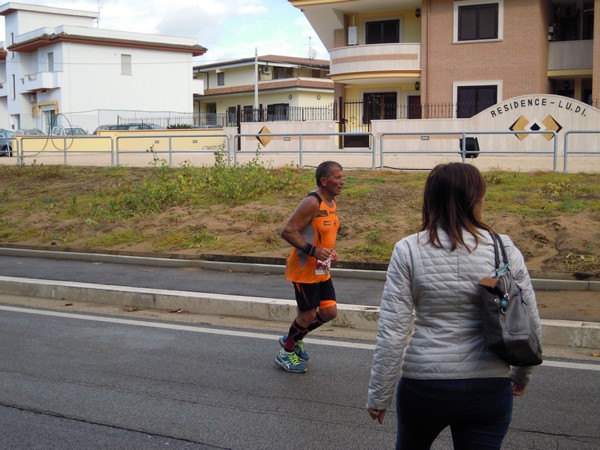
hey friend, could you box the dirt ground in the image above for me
[0,164,598,325]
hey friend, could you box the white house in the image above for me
[0,2,206,133]
[193,54,334,126]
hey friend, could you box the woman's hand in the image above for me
[511,381,527,396]
[366,406,386,424]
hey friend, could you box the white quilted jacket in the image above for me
[367,229,542,411]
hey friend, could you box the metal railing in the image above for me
[17,135,115,166]
[379,130,559,171]
[7,130,600,173]
[563,130,600,172]
[233,132,376,169]
[114,134,231,167]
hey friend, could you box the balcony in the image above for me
[548,40,593,75]
[18,71,60,93]
[329,43,421,84]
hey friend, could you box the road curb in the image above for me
[1,247,598,291]
[0,276,597,349]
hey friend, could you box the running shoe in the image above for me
[275,349,307,373]
[279,335,309,361]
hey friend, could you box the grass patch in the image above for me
[86,230,148,247]
[1,163,599,272]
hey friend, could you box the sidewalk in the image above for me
[0,247,598,350]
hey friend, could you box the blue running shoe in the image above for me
[279,335,309,362]
[275,350,307,373]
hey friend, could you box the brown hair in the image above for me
[419,163,491,251]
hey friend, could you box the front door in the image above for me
[408,95,422,119]
[363,92,397,124]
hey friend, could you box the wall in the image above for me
[351,8,421,44]
[372,95,600,159]
[207,89,334,116]
[425,0,551,108]
[593,0,600,105]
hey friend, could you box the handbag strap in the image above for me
[489,231,500,270]
[489,231,509,271]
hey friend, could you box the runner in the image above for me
[275,161,344,373]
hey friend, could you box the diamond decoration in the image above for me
[257,126,272,147]
[509,115,562,141]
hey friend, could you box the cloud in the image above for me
[0,0,329,62]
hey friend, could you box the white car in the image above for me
[51,126,88,136]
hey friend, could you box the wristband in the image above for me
[301,242,316,257]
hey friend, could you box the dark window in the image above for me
[457,85,497,118]
[243,105,254,122]
[217,72,225,86]
[267,103,289,121]
[365,20,400,44]
[273,66,294,79]
[458,3,498,41]
[227,106,237,125]
[363,92,397,124]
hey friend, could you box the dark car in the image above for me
[0,129,15,157]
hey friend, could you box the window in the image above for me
[455,1,502,42]
[217,72,225,86]
[456,85,497,118]
[121,54,132,75]
[227,106,237,125]
[273,66,294,79]
[365,19,400,44]
[243,105,254,122]
[267,103,289,121]
[48,52,54,72]
[363,92,397,124]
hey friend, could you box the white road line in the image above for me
[2,305,599,371]
[0,305,373,350]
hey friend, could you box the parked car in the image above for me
[0,129,15,157]
[16,128,45,135]
[93,123,160,134]
[51,126,88,136]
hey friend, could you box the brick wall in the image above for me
[594,0,600,106]
[423,0,552,112]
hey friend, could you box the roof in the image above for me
[202,78,333,97]
[8,30,207,56]
[0,2,98,19]
[195,54,329,71]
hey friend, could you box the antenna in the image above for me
[308,36,316,59]
[97,0,103,28]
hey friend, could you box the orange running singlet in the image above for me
[285,192,339,284]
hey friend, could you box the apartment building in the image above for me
[289,0,598,128]
[0,2,206,133]
[193,54,333,126]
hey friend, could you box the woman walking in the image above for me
[366,163,542,449]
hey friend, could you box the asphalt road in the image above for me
[0,254,384,307]
[1,305,599,449]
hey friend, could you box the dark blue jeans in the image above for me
[395,377,513,450]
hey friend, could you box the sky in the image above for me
[0,0,329,63]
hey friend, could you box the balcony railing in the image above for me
[19,71,60,93]
[548,40,593,72]
[329,43,421,79]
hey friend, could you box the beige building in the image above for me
[289,0,598,129]
[193,55,334,127]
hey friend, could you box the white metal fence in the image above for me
[4,130,599,173]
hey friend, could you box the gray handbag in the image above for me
[479,232,543,366]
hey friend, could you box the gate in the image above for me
[339,93,398,148]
